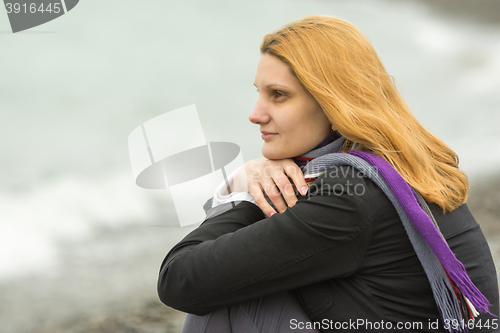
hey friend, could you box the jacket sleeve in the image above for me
[157,166,374,315]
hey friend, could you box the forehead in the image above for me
[254,54,300,89]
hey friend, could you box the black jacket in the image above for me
[158,166,499,332]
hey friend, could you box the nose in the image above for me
[248,99,270,125]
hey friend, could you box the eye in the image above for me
[274,91,284,99]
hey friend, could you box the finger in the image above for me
[249,181,276,217]
[273,171,298,207]
[262,180,288,214]
[282,161,308,196]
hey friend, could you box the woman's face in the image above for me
[250,53,333,160]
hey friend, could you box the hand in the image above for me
[232,158,308,217]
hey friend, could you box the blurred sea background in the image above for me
[1,0,499,332]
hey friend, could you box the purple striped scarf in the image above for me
[294,136,491,332]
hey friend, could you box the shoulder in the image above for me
[302,165,381,209]
[428,202,479,237]
[294,165,379,234]
[309,165,372,193]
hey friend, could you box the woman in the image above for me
[158,15,499,332]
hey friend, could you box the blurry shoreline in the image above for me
[1,174,499,333]
[405,0,500,26]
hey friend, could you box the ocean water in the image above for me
[1,0,499,280]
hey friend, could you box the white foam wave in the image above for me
[0,171,165,280]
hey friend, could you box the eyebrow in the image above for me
[253,83,290,90]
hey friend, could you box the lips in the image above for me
[261,131,277,140]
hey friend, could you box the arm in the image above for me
[211,166,256,207]
[158,166,373,315]
[211,158,308,217]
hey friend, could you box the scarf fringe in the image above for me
[447,266,491,314]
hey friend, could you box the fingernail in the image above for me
[300,185,308,196]
[269,211,276,217]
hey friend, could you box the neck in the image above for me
[292,131,341,168]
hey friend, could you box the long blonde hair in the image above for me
[261,15,468,212]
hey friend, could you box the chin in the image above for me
[262,148,277,160]
[262,148,292,160]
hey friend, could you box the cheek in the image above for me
[310,106,331,129]
[275,115,298,134]
[298,99,326,126]
[303,113,327,132]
